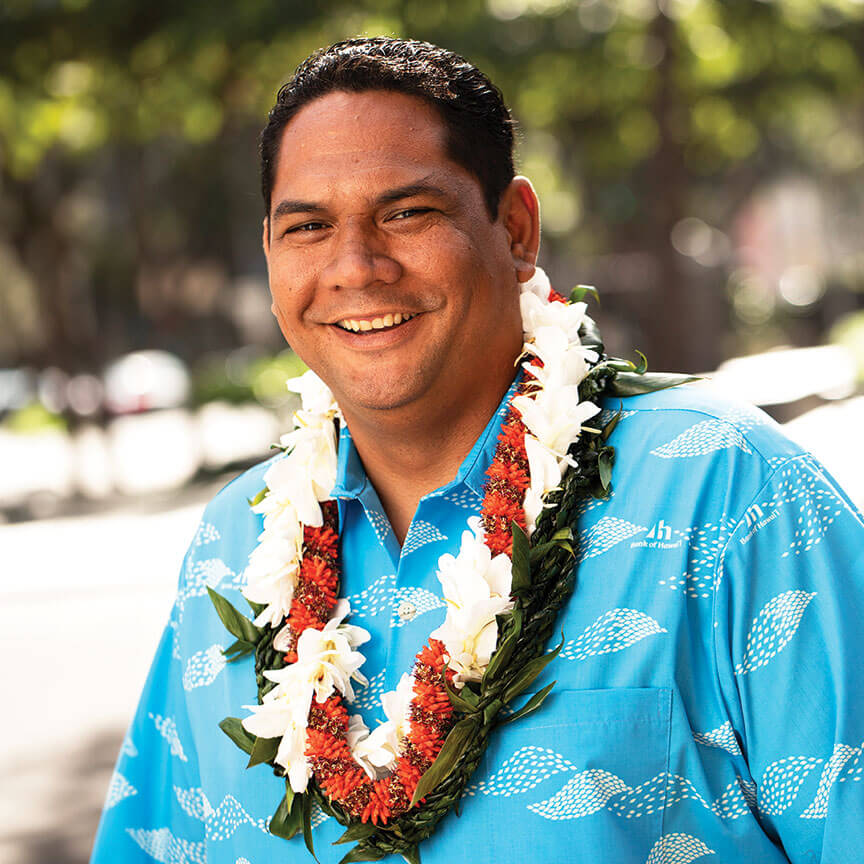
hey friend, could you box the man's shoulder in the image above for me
[604,381,805,469]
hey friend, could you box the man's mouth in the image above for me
[333,312,418,333]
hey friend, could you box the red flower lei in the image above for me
[277,310,556,824]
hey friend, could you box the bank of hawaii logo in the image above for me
[631,520,682,550]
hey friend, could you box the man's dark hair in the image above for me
[260,37,515,222]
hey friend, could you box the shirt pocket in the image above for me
[425,687,673,864]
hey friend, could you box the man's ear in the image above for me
[262,216,271,257]
[500,176,540,284]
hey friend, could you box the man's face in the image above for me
[263,89,525,418]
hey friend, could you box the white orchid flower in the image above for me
[286,369,337,417]
[351,673,415,777]
[265,422,337,528]
[518,265,552,302]
[520,292,588,342]
[523,434,565,536]
[273,600,370,704]
[430,522,515,686]
[242,525,305,627]
[241,665,314,792]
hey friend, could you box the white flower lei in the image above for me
[239,267,600,792]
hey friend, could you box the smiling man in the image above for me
[91,38,864,864]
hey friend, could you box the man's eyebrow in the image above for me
[375,180,450,205]
[270,179,450,222]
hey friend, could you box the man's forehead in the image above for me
[271,90,455,193]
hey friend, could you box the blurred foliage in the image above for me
[830,310,864,383]
[1,0,863,376]
[191,348,307,407]
[2,400,68,433]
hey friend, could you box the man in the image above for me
[91,38,863,864]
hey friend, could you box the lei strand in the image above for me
[208,268,691,863]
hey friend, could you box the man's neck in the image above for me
[340,362,519,545]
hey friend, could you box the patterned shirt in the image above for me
[91,381,864,864]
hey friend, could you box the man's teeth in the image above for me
[337,313,416,332]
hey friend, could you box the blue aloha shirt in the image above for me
[91,379,864,864]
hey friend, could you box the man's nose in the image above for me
[321,222,401,291]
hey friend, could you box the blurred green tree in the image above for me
[1,0,862,372]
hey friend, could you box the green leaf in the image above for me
[569,284,599,305]
[338,847,386,863]
[247,735,279,768]
[482,698,503,726]
[598,449,614,491]
[610,372,702,397]
[218,717,255,755]
[601,408,622,442]
[269,785,302,840]
[402,845,421,864]
[410,717,477,806]
[334,823,379,845]
[222,638,255,663]
[552,527,572,542]
[634,350,648,375]
[302,792,319,863]
[510,521,531,595]
[443,674,480,715]
[578,315,604,353]
[207,587,262,645]
[482,607,522,687]
[247,486,267,507]
[503,636,564,703]
[245,597,267,617]
[502,681,556,724]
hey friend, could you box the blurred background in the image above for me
[1,0,863,861]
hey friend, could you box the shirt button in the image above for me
[397,600,417,622]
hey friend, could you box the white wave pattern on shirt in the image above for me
[596,408,638,427]
[440,488,483,511]
[645,833,715,864]
[560,608,666,661]
[800,742,860,819]
[401,520,447,556]
[573,491,612,520]
[344,572,396,619]
[173,786,270,840]
[182,643,228,690]
[608,773,710,818]
[575,516,647,563]
[126,827,206,864]
[236,859,252,864]
[171,557,242,659]
[650,419,753,459]
[526,770,631,819]
[148,713,188,762]
[104,770,137,810]
[365,508,392,543]
[193,520,221,548]
[709,776,757,819]
[351,669,386,711]
[734,590,816,675]
[692,721,743,757]
[389,586,445,628]
[757,756,824,816]
[652,518,736,599]
[121,735,138,758]
[310,798,329,828]
[465,746,576,797]
[763,460,848,559]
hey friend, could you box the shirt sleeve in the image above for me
[90,546,207,864]
[713,453,864,863]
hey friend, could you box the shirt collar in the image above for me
[329,370,523,502]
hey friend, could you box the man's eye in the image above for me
[285,222,326,235]
[390,208,432,220]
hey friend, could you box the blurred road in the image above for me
[0,484,224,864]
